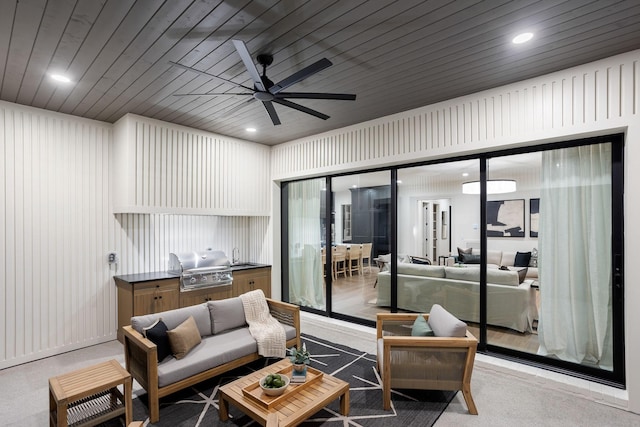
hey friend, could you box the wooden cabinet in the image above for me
[179,285,233,307]
[232,267,271,297]
[115,275,180,342]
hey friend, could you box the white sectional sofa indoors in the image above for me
[122,296,300,423]
[376,263,537,333]
[454,248,538,280]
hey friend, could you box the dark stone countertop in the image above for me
[114,264,271,284]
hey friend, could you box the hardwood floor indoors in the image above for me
[328,265,541,355]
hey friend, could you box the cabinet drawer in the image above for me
[134,279,179,291]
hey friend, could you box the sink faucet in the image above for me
[232,247,240,264]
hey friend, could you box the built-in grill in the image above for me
[168,250,233,291]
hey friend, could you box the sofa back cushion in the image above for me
[207,297,247,334]
[131,303,212,337]
[486,269,520,286]
[428,304,467,337]
[444,267,480,282]
[397,263,446,278]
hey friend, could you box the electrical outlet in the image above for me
[108,252,118,264]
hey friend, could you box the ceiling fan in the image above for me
[170,40,356,125]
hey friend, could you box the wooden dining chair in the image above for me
[347,245,362,276]
[333,245,348,280]
[361,243,373,273]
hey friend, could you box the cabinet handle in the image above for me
[158,296,162,299]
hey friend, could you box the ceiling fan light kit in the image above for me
[171,40,356,126]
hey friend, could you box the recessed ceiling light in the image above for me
[246,127,256,132]
[50,74,72,83]
[512,32,533,44]
[462,172,469,177]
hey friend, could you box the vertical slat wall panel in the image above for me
[114,115,270,215]
[112,214,270,274]
[0,102,114,369]
[272,52,639,181]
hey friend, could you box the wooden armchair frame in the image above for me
[376,312,478,414]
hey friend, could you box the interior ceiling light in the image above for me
[462,180,517,194]
[50,74,72,83]
[246,127,256,132]
[512,32,533,44]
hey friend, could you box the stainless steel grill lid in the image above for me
[168,250,233,290]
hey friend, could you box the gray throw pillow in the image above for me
[427,304,467,337]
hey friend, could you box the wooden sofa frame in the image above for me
[376,312,478,414]
[123,298,300,423]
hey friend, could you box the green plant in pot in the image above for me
[288,342,310,374]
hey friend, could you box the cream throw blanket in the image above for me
[239,289,286,358]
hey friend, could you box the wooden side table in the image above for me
[49,359,132,427]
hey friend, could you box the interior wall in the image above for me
[270,49,640,412]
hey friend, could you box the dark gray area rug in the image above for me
[111,334,455,426]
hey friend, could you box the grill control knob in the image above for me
[190,277,196,284]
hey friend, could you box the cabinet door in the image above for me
[133,283,179,315]
[233,268,271,297]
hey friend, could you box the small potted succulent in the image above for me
[288,342,311,375]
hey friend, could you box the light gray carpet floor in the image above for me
[1,312,639,426]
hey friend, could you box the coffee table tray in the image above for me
[242,365,324,409]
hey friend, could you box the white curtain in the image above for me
[288,179,324,309]
[537,144,612,368]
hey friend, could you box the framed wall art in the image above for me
[530,198,539,238]
[486,199,525,237]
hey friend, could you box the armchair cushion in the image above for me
[411,315,435,336]
[428,304,467,337]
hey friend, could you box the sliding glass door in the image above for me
[331,172,390,322]
[281,134,624,385]
[283,178,326,311]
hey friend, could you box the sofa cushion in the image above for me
[167,316,202,360]
[514,251,532,267]
[486,269,521,286]
[157,328,258,387]
[397,263,446,278]
[445,267,480,282]
[143,319,171,363]
[131,303,212,337]
[428,304,467,337]
[208,297,247,335]
[411,315,435,336]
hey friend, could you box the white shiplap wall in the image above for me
[0,105,273,369]
[270,50,640,412]
[0,102,115,368]
[272,51,638,179]
[113,114,271,216]
[113,214,271,274]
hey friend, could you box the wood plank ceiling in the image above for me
[1,0,640,145]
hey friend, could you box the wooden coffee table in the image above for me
[218,359,349,427]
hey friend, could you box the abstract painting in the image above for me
[530,198,539,238]
[487,199,525,237]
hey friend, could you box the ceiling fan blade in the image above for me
[172,92,253,96]
[269,58,332,94]
[232,40,267,92]
[261,101,281,125]
[274,92,356,100]
[272,98,329,120]
[169,61,255,92]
